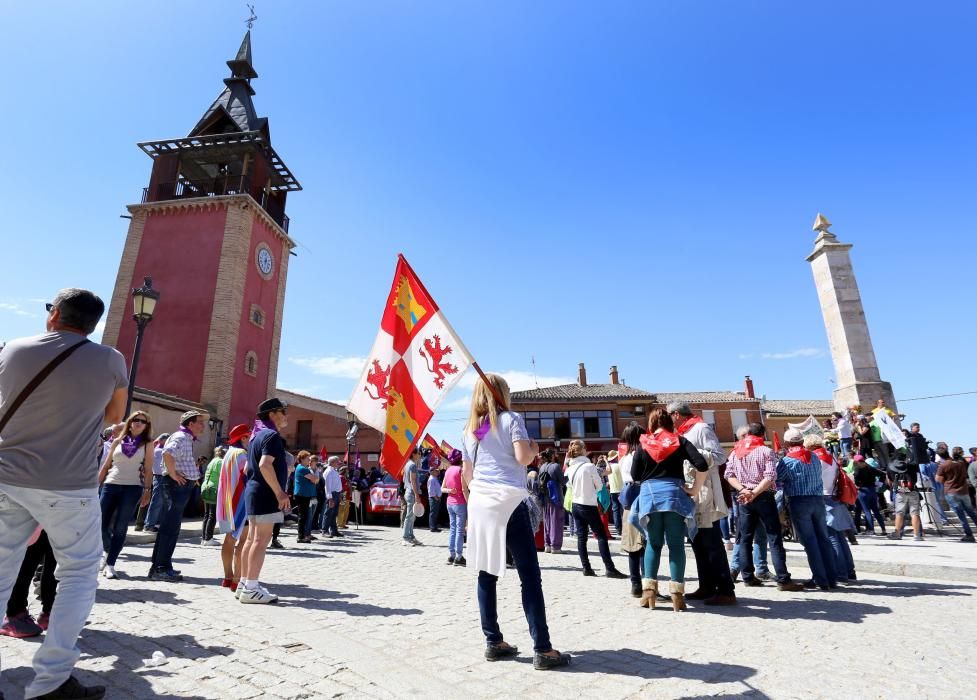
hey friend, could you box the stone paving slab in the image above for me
[2,522,974,699]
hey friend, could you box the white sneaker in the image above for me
[256,584,278,602]
[99,553,107,572]
[235,585,244,600]
[103,565,118,579]
[201,538,220,546]
[239,587,277,604]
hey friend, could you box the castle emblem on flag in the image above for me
[393,276,427,333]
[364,360,393,408]
[386,389,419,454]
[419,334,459,389]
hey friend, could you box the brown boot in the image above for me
[639,579,658,609]
[670,581,686,612]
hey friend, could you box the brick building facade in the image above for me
[276,390,383,465]
[511,363,831,453]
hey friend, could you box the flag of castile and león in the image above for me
[347,255,473,478]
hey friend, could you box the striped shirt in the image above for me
[777,453,825,498]
[725,445,778,490]
[162,429,199,481]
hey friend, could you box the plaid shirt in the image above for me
[162,429,199,481]
[777,453,825,498]
[725,445,778,489]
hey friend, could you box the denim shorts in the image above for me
[248,511,284,524]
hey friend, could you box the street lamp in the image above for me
[125,277,161,417]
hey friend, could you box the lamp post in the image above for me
[345,410,360,466]
[125,277,161,417]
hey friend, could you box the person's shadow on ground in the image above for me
[0,631,228,700]
[543,647,765,695]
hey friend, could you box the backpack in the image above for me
[835,467,858,506]
[536,470,551,502]
[547,478,560,505]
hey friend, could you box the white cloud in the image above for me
[289,355,367,379]
[759,348,825,360]
[0,302,38,318]
[738,353,754,360]
[458,368,574,392]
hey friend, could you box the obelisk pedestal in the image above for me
[806,214,897,414]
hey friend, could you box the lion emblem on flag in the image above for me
[419,335,458,389]
[363,360,393,408]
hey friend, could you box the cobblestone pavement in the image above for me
[2,521,974,699]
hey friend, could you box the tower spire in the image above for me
[226,30,258,81]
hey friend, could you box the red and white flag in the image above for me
[347,255,473,478]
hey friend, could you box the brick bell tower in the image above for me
[102,31,301,430]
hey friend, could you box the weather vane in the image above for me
[246,4,257,30]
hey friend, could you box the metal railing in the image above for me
[142,176,290,233]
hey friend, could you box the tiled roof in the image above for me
[654,391,755,405]
[511,383,655,402]
[511,385,758,405]
[761,399,835,416]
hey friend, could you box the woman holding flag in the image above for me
[463,373,570,671]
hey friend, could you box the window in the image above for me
[249,304,266,329]
[296,420,312,449]
[244,351,258,377]
[702,410,716,432]
[527,409,615,439]
[570,417,585,437]
[540,418,555,439]
[730,409,749,434]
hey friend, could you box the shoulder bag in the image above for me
[0,339,90,435]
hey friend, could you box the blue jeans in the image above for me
[732,518,769,575]
[477,502,551,652]
[143,474,165,529]
[100,483,142,566]
[737,491,791,583]
[447,503,467,557]
[429,496,441,530]
[150,477,197,571]
[947,494,977,536]
[402,491,416,541]
[788,495,838,587]
[609,493,623,534]
[856,486,885,532]
[321,491,341,535]
[827,527,855,579]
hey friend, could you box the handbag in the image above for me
[0,338,90,434]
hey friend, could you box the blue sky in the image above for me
[2,2,975,447]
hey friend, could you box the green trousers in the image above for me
[643,511,687,582]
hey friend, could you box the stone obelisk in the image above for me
[806,214,897,413]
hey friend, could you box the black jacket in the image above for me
[904,432,930,466]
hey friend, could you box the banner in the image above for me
[347,255,474,478]
[787,415,824,439]
[872,409,906,450]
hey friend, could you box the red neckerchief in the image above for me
[733,435,766,459]
[676,416,704,436]
[640,430,682,462]
[786,446,812,464]
[813,447,834,466]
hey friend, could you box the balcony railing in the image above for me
[142,176,290,233]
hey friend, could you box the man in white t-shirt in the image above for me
[0,288,127,699]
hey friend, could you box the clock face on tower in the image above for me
[255,244,274,279]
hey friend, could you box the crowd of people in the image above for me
[1,289,976,696]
